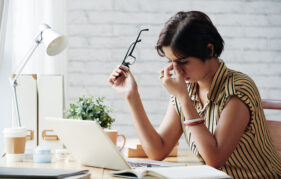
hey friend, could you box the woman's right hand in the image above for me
[108,65,138,99]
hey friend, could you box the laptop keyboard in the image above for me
[127,161,160,168]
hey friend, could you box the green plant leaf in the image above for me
[64,95,115,128]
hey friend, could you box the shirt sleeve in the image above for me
[221,72,261,122]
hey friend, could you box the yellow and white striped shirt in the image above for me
[172,60,281,178]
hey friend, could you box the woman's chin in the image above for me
[184,77,190,81]
[184,77,197,83]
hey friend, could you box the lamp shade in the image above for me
[40,25,68,56]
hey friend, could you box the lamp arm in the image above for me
[10,31,43,127]
[10,82,21,127]
[12,37,41,83]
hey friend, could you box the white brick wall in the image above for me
[67,0,281,138]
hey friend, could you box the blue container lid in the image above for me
[34,146,51,154]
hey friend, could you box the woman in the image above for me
[108,11,281,178]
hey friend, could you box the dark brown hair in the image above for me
[156,11,224,61]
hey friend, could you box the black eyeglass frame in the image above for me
[121,28,149,68]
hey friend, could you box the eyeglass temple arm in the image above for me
[121,41,139,65]
[121,29,149,67]
[128,29,149,56]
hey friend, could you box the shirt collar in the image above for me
[207,59,228,103]
[188,82,199,101]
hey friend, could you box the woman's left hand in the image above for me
[160,62,188,99]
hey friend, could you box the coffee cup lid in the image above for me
[3,127,27,137]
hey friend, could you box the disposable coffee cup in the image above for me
[3,127,27,162]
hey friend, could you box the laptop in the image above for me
[46,117,181,170]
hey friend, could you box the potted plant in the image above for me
[65,96,115,129]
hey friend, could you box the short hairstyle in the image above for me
[156,11,224,61]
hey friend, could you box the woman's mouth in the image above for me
[184,77,190,81]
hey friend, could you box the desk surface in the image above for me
[0,150,200,179]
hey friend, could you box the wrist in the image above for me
[177,93,191,104]
[177,94,200,120]
[125,89,140,102]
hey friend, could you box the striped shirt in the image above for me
[171,60,281,178]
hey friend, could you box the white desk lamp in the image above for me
[10,24,68,127]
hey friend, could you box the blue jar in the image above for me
[33,146,52,163]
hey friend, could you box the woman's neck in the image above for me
[198,58,220,92]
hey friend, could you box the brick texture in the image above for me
[67,0,281,138]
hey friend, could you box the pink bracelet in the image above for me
[184,118,205,126]
[185,120,205,126]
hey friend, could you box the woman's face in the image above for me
[162,46,210,82]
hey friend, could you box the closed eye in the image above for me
[177,61,189,65]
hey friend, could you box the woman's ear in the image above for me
[207,43,214,57]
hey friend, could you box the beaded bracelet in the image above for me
[184,118,205,126]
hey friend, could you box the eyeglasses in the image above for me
[121,28,149,68]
